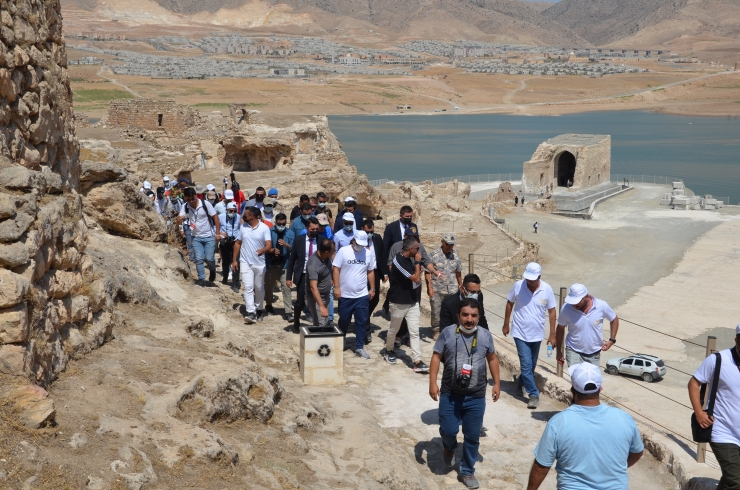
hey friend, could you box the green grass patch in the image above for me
[73,88,134,103]
[192,102,265,109]
[376,91,400,99]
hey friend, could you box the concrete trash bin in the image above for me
[300,325,344,385]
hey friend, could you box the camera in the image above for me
[456,363,472,389]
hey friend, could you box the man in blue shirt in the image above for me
[218,202,241,288]
[265,213,295,321]
[526,362,644,490]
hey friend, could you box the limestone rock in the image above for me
[0,343,31,375]
[0,193,15,219]
[5,385,56,429]
[0,165,62,194]
[0,301,28,343]
[185,318,214,339]
[0,268,30,308]
[38,269,82,299]
[83,180,167,242]
[79,161,127,192]
[0,211,33,242]
[0,241,29,267]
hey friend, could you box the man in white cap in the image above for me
[526,362,643,490]
[140,181,154,199]
[215,189,234,216]
[333,212,356,249]
[689,323,740,490]
[162,176,171,192]
[503,262,557,409]
[555,284,619,367]
[333,196,363,233]
[332,230,375,359]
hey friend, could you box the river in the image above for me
[328,111,740,203]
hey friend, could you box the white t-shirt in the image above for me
[332,245,376,299]
[558,297,617,355]
[693,348,740,447]
[507,279,557,343]
[179,199,217,238]
[235,221,272,267]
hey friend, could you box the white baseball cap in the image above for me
[565,283,588,305]
[344,196,356,203]
[736,323,740,335]
[522,262,542,281]
[206,184,216,191]
[568,362,602,394]
[354,230,369,247]
[342,212,355,222]
[163,176,170,181]
[226,202,237,210]
[143,181,152,189]
[223,189,234,200]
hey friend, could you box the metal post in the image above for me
[697,336,718,463]
[557,287,567,378]
[469,254,474,275]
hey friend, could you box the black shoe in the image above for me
[265,305,275,315]
[365,333,372,344]
[231,282,240,293]
[244,312,256,324]
[195,279,207,287]
[286,314,295,323]
[222,279,229,285]
[256,310,265,322]
[208,269,217,282]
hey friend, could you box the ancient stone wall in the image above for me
[108,98,197,133]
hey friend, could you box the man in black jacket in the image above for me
[439,273,489,330]
[383,205,417,254]
[286,217,320,332]
[363,219,387,343]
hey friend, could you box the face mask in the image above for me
[270,196,278,202]
[318,202,326,208]
[466,292,479,300]
[402,217,412,224]
[275,225,286,232]
[343,224,353,233]
[352,244,364,252]
[302,214,310,222]
[366,232,374,239]
[264,206,273,214]
[256,195,265,202]
[308,231,318,239]
[460,324,478,334]
[227,212,235,218]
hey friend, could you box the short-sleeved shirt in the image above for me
[507,279,558,342]
[429,247,462,294]
[306,254,333,297]
[693,349,740,447]
[433,325,495,398]
[235,221,272,267]
[558,297,616,355]
[179,199,217,238]
[333,228,355,249]
[387,253,420,305]
[534,404,644,490]
[332,245,376,299]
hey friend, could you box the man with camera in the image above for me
[429,298,500,489]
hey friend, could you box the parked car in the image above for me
[605,354,666,383]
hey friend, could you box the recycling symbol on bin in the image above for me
[318,344,331,357]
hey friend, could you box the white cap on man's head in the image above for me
[342,212,355,222]
[522,262,542,281]
[568,362,602,394]
[736,323,740,335]
[223,189,234,200]
[354,230,369,247]
[226,202,237,210]
[206,184,216,191]
[565,283,588,305]
[163,176,170,182]
[143,181,152,189]
[344,196,356,203]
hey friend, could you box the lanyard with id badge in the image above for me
[454,326,478,390]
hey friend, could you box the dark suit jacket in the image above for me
[370,233,388,277]
[439,292,489,330]
[382,219,418,253]
[333,208,364,232]
[286,235,315,284]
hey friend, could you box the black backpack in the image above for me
[232,181,240,194]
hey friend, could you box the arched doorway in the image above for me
[554,151,576,187]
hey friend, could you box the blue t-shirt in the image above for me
[534,404,643,490]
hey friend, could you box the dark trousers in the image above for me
[338,295,369,351]
[219,240,237,283]
[439,392,485,477]
[711,442,740,490]
[293,275,307,330]
[368,271,381,316]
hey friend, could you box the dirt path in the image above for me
[97,65,143,98]
[502,78,531,105]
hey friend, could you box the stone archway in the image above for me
[554,151,576,187]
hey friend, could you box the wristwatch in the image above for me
[369,288,376,292]
[608,338,617,344]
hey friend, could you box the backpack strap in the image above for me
[705,352,722,417]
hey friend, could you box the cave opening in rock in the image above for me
[226,149,252,171]
[554,151,576,187]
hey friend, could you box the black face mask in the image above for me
[308,231,318,239]
[402,217,412,224]
[256,195,265,202]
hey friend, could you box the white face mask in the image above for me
[460,324,478,334]
[352,244,364,252]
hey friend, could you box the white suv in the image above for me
[605,354,667,383]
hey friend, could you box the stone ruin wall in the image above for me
[108,98,197,133]
[0,0,113,392]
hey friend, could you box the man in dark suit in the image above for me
[286,217,320,332]
[439,273,489,330]
[363,218,387,342]
[382,205,416,254]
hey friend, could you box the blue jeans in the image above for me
[337,295,369,351]
[439,392,485,477]
[329,286,334,321]
[514,337,542,398]
[183,225,195,261]
[191,236,216,280]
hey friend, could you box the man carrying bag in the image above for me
[689,324,740,490]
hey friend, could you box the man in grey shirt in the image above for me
[306,238,334,328]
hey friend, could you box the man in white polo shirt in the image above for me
[689,324,740,490]
[555,283,619,367]
[333,231,376,359]
[233,206,272,325]
[503,262,557,409]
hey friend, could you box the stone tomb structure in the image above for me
[107,99,197,133]
[522,134,611,195]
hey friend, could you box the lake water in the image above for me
[328,112,740,204]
